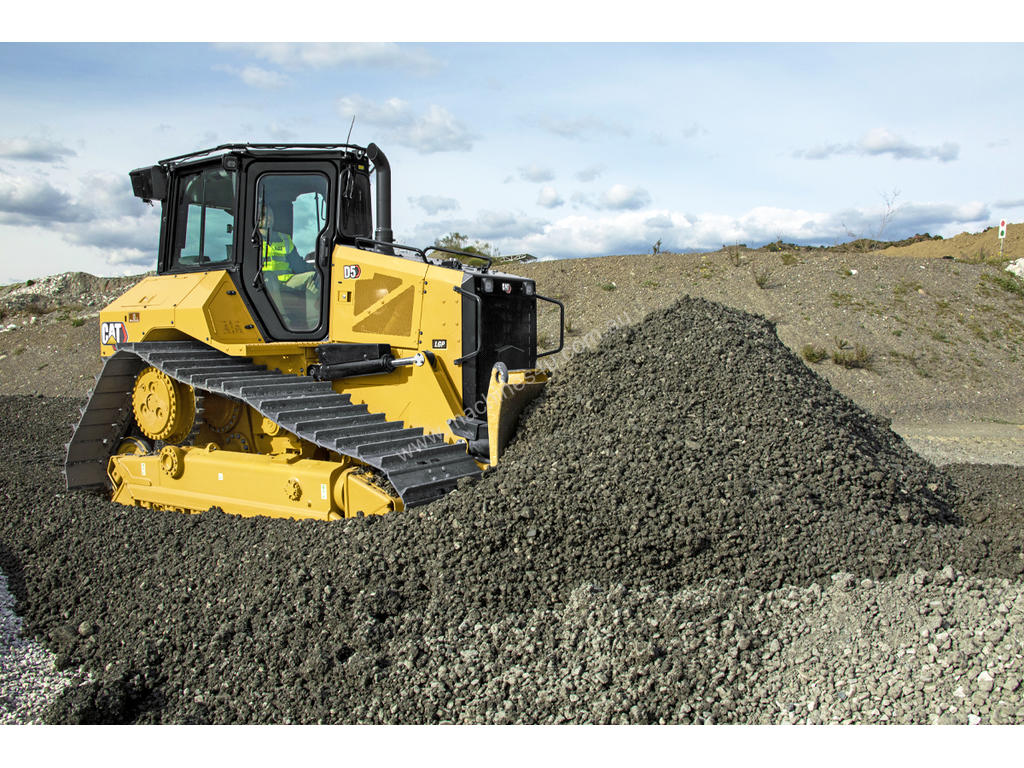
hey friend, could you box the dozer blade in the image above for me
[485,366,549,468]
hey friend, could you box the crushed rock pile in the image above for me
[1,296,1022,723]
[0,271,146,320]
[0,567,79,723]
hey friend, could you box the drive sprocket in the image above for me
[132,366,197,444]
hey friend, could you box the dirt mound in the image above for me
[879,223,1021,262]
[0,272,146,319]
[2,297,1023,723]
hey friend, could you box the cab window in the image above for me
[172,167,236,268]
[254,173,329,332]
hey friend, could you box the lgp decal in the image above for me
[101,321,128,346]
[432,339,447,350]
[343,265,362,279]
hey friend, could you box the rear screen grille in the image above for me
[461,276,536,417]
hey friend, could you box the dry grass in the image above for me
[831,341,874,370]
[752,265,774,289]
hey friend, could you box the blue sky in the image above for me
[1,34,1023,283]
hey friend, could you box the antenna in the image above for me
[346,115,356,146]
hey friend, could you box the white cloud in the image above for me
[682,122,707,139]
[214,64,288,89]
[598,184,651,211]
[337,96,476,153]
[994,198,1024,208]
[0,137,76,163]
[266,123,297,140]
[797,128,959,162]
[534,115,630,141]
[494,200,991,260]
[410,195,460,215]
[64,215,160,255]
[338,96,408,127]
[237,66,288,90]
[473,210,549,239]
[645,214,674,229]
[519,165,554,183]
[537,186,563,209]
[405,105,476,153]
[0,171,88,223]
[575,164,604,182]
[0,169,159,267]
[412,210,548,243]
[234,43,440,74]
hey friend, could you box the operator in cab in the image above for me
[258,206,317,295]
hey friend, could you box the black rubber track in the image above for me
[2,297,1022,723]
[65,341,481,506]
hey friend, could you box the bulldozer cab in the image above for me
[132,144,374,342]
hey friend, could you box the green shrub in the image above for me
[71,317,86,327]
[831,341,873,369]
[981,272,1024,298]
[801,344,828,364]
[23,300,52,316]
[752,265,773,289]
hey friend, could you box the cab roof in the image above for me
[158,143,370,170]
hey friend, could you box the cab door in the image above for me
[240,160,335,341]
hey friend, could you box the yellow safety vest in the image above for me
[261,232,295,281]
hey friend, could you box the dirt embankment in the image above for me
[511,229,1023,466]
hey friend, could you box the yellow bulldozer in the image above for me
[65,143,563,520]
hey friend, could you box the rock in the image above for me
[977,671,995,693]
[934,565,956,586]
[831,572,856,590]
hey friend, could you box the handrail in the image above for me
[453,286,483,365]
[423,245,493,271]
[353,237,428,263]
[535,294,565,358]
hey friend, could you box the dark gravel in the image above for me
[1,296,1022,723]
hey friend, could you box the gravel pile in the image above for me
[0,564,79,723]
[1,296,1022,723]
[764,568,1024,724]
[0,271,144,318]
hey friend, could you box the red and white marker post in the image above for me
[999,219,1007,259]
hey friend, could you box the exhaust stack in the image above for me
[366,143,393,245]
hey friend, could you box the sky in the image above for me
[1,18,1023,283]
